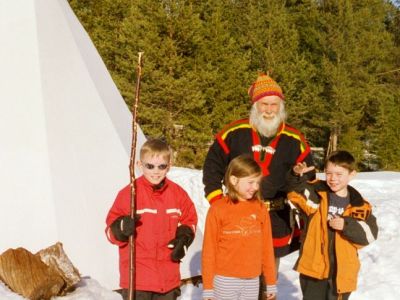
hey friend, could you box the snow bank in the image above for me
[1,170,400,299]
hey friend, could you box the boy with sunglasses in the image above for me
[106,139,198,300]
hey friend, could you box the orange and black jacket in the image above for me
[288,180,378,294]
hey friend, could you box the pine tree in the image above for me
[226,0,320,143]
[366,2,400,170]
[373,92,400,170]
[303,0,396,162]
[69,0,131,73]
[195,0,251,133]
[69,0,400,169]
[112,1,209,167]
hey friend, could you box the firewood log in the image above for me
[0,247,64,300]
[36,242,80,294]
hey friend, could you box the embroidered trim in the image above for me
[251,126,283,176]
[207,189,223,202]
[251,145,276,154]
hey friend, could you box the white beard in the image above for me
[249,103,286,137]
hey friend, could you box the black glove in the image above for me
[286,169,308,193]
[168,225,194,262]
[110,215,141,242]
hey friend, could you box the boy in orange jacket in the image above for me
[287,150,378,300]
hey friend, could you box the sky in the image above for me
[1,169,399,299]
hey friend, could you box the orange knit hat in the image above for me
[248,73,284,103]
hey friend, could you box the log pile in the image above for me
[0,243,80,300]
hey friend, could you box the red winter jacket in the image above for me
[105,176,197,293]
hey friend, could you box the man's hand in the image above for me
[286,162,314,194]
[329,216,344,231]
[293,162,315,177]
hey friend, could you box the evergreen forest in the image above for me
[69,0,400,170]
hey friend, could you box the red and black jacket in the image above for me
[106,176,198,292]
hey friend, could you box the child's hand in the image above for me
[293,162,315,177]
[110,215,141,242]
[328,216,344,231]
[168,225,194,262]
[265,292,276,300]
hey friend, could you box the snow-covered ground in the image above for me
[1,169,399,299]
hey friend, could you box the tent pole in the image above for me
[128,52,144,300]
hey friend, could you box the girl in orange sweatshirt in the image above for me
[202,155,277,300]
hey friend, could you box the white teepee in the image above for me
[0,0,145,289]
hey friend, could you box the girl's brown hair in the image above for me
[223,155,262,203]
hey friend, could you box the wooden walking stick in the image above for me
[128,52,144,300]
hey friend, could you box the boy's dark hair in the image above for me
[223,155,262,204]
[325,150,356,172]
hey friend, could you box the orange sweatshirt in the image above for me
[202,196,276,292]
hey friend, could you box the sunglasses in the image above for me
[143,163,169,170]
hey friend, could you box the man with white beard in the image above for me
[203,73,315,271]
